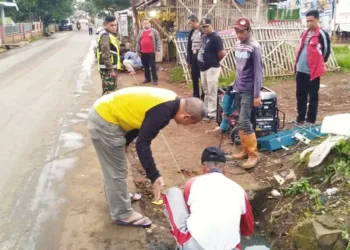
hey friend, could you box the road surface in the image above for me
[0,29,95,250]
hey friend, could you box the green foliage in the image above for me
[92,0,130,14]
[332,45,350,71]
[76,0,97,15]
[7,0,74,24]
[293,152,311,167]
[285,177,312,196]
[285,177,323,210]
[218,71,236,88]
[169,66,186,83]
[325,140,350,185]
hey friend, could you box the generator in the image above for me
[216,86,285,144]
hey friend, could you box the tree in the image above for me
[6,0,74,24]
[91,0,130,14]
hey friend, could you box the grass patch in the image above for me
[218,71,236,88]
[332,45,350,71]
[169,66,186,83]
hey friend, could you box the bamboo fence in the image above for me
[176,0,268,32]
[174,23,339,85]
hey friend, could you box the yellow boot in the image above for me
[242,132,259,169]
[231,130,248,160]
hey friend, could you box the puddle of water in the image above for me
[75,41,94,94]
[76,112,88,119]
[242,234,270,250]
[245,246,270,250]
[60,132,84,150]
[64,118,84,127]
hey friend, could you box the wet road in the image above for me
[0,29,95,250]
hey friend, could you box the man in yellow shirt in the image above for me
[88,86,205,228]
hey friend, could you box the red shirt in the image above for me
[140,30,154,53]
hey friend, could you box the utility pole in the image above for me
[130,0,139,38]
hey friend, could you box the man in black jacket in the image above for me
[187,15,203,99]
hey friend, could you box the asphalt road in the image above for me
[0,28,95,250]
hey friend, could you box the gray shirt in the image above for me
[191,29,202,51]
[297,31,313,74]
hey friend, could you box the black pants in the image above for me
[190,54,201,98]
[89,28,93,35]
[141,53,158,82]
[296,72,320,124]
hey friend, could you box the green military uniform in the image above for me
[97,30,121,95]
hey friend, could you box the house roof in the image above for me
[0,0,19,10]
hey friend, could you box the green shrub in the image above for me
[218,71,236,88]
[332,45,350,71]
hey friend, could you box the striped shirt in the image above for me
[233,39,263,98]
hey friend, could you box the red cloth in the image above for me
[295,27,326,80]
[140,30,154,53]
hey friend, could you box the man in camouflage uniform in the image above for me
[97,16,121,95]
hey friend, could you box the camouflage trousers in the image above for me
[100,70,118,95]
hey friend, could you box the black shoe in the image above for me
[203,116,215,122]
[153,80,158,85]
[143,80,151,84]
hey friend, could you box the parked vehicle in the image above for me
[58,19,73,31]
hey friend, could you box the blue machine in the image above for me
[257,125,327,151]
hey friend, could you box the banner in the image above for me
[336,0,350,31]
[300,0,334,33]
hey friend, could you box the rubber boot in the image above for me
[231,130,248,160]
[242,133,259,169]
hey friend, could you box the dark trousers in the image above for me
[141,53,158,82]
[190,54,201,98]
[296,72,320,124]
[89,28,93,35]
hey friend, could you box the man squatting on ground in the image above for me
[197,18,226,121]
[96,16,121,95]
[231,18,263,169]
[187,14,203,99]
[294,10,330,125]
[163,147,254,250]
[88,86,205,227]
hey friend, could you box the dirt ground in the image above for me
[58,61,350,250]
[125,64,350,249]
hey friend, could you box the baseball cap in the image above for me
[201,147,226,164]
[200,18,212,27]
[233,17,251,30]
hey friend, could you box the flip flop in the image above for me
[116,216,152,228]
[129,192,142,202]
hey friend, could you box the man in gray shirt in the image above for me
[187,15,202,99]
[231,17,263,169]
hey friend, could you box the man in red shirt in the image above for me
[136,19,161,84]
[163,147,254,250]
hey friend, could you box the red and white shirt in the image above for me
[184,173,254,250]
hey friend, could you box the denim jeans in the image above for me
[235,93,254,134]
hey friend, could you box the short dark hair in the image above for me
[188,14,199,22]
[306,10,320,19]
[104,15,116,23]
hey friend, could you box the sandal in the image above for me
[116,216,152,228]
[129,192,142,202]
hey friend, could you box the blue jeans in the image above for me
[235,93,254,134]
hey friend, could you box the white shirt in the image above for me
[186,173,247,250]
